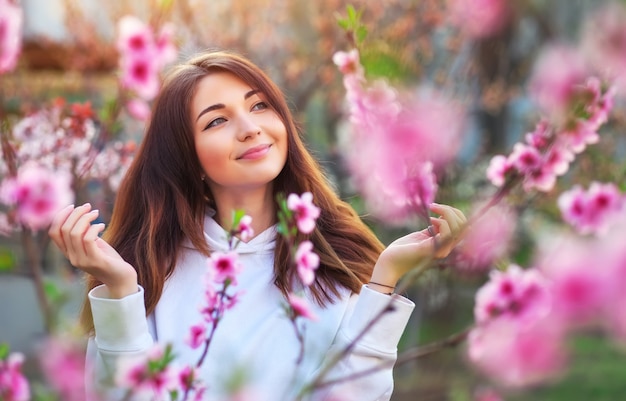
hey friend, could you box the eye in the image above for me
[204,117,227,131]
[251,101,268,111]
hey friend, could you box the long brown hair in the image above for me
[80,50,384,333]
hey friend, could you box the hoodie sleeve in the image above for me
[308,285,415,401]
[85,285,154,401]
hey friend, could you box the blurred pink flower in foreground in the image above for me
[287,192,320,234]
[295,240,319,286]
[236,214,254,242]
[0,0,23,73]
[447,0,511,39]
[38,337,87,401]
[185,323,207,349]
[126,98,151,121]
[451,203,516,274]
[0,163,73,230]
[116,344,179,400]
[581,2,626,93]
[0,352,30,401]
[558,182,624,235]
[287,293,318,321]
[117,16,177,103]
[469,265,567,388]
[536,236,612,329]
[208,251,242,284]
[468,315,567,388]
[529,44,590,126]
[334,50,466,223]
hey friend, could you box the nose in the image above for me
[236,114,261,142]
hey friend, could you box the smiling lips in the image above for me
[237,144,272,160]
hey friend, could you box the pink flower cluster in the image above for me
[468,265,567,388]
[117,344,205,401]
[333,49,466,224]
[38,337,89,401]
[469,213,626,387]
[185,251,243,350]
[487,75,614,193]
[558,182,624,235]
[0,0,23,74]
[447,0,511,39]
[450,203,516,274]
[0,162,73,231]
[0,351,29,401]
[0,100,135,232]
[116,15,177,120]
[285,192,320,320]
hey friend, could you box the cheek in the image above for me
[195,138,231,176]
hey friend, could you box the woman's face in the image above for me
[191,71,288,195]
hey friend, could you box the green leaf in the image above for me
[0,248,15,271]
[356,26,368,43]
[346,4,357,22]
[0,342,9,360]
[337,18,349,30]
[43,280,62,303]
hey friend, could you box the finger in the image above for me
[82,223,106,259]
[431,204,465,237]
[61,203,92,260]
[48,204,75,254]
[69,209,101,260]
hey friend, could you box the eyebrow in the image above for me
[195,89,261,122]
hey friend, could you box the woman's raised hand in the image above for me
[48,203,138,299]
[368,203,467,291]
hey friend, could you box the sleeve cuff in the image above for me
[344,285,415,354]
[89,284,153,352]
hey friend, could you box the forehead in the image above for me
[191,71,255,110]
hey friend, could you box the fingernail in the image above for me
[90,209,99,214]
[82,202,91,208]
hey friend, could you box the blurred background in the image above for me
[1,0,625,400]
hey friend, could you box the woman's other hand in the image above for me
[368,203,467,292]
[48,203,138,298]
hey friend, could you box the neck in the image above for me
[210,185,276,239]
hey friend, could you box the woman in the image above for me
[49,50,465,401]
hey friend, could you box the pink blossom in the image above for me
[468,316,567,388]
[486,155,513,187]
[116,15,154,56]
[447,0,511,39]
[474,265,552,326]
[185,324,207,349]
[116,345,179,399]
[207,251,242,284]
[287,192,320,234]
[295,240,319,286]
[287,293,318,321]
[604,233,626,344]
[38,337,87,401]
[120,56,160,100]
[0,352,30,401]
[237,214,254,242]
[509,143,542,174]
[332,49,363,76]
[558,182,624,235]
[116,16,177,101]
[581,2,626,93]
[0,163,74,230]
[177,365,198,392]
[0,0,23,73]
[452,203,516,274]
[536,236,611,329]
[529,44,591,126]
[126,98,151,121]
